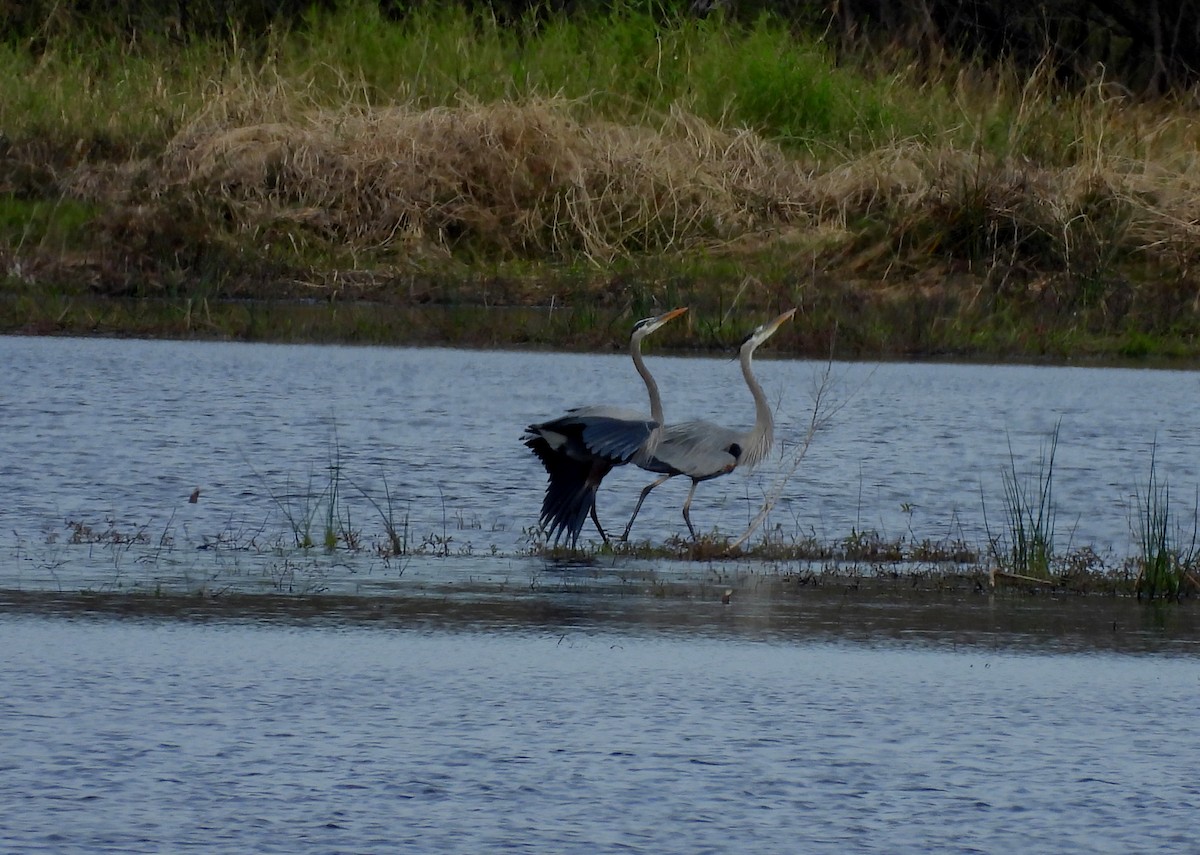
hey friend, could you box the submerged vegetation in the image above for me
[21,497,1199,602]
[2,1,1200,359]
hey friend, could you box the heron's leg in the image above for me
[590,503,610,544]
[681,479,701,540]
[620,474,673,541]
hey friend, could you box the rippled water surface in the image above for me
[4,334,1200,566]
[4,335,1200,853]
[2,616,1198,855]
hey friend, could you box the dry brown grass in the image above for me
[809,137,1200,265]
[155,91,814,263]
[782,122,1200,341]
[18,66,1200,350]
[139,83,1200,286]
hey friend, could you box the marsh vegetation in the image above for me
[15,414,1199,603]
[3,1,1200,359]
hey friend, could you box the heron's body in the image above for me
[621,308,795,541]
[523,307,686,547]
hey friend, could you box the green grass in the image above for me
[0,3,969,155]
[0,35,218,151]
[5,2,1196,179]
[985,423,1061,580]
[1135,446,1200,600]
[0,195,99,251]
[282,6,870,140]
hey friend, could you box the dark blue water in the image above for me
[1,616,1197,855]
[4,336,1200,853]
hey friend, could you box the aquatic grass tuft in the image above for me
[323,438,343,551]
[1134,445,1200,600]
[355,472,411,558]
[249,434,355,551]
[985,423,1060,580]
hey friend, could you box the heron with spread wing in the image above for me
[523,307,687,547]
[621,308,796,541]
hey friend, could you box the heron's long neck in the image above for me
[631,336,664,425]
[739,345,774,469]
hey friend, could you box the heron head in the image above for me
[632,306,688,339]
[739,308,796,354]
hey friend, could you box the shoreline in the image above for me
[7,293,1200,368]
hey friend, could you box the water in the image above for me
[3,335,1200,852]
[1,616,1197,855]
[4,335,1200,573]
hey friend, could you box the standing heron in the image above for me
[523,307,687,547]
[621,308,796,541]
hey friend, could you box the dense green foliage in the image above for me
[4,0,1197,94]
[0,1,1134,161]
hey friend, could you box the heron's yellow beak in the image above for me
[658,306,688,324]
[764,307,797,335]
[768,309,796,329]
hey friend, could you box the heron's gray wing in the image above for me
[642,420,745,479]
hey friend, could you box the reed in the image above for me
[355,473,412,558]
[322,437,349,551]
[984,424,1060,580]
[1134,446,1200,600]
[252,452,348,551]
[278,469,322,550]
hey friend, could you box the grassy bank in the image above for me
[3,3,1200,359]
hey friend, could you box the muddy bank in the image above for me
[2,582,1195,654]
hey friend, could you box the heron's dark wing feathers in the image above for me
[524,406,656,464]
[522,407,658,546]
[575,416,656,461]
[562,405,648,421]
[524,434,610,547]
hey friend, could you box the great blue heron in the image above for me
[523,306,688,547]
[621,308,796,541]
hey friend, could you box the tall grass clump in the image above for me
[714,18,901,149]
[160,95,811,263]
[250,433,359,551]
[356,473,412,558]
[985,424,1060,580]
[1134,446,1200,600]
